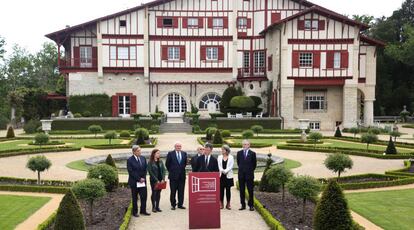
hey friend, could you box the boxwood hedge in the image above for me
[198,118,281,130]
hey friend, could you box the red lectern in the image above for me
[189,172,220,229]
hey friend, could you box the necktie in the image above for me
[244,150,248,159]
[205,156,208,166]
[137,156,142,166]
[177,152,181,163]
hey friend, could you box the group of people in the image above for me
[126,140,257,217]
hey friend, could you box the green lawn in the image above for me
[0,138,123,151]
[346,189,414,230]
[226,138,289,146]
[283,158,302,170]
[0,195,51,230]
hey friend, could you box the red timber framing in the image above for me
[289,77,352,86]
[111,93,137,117]
[150,81,237,97]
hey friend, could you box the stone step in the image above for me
[159,122,192,133]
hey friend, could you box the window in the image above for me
[299,53,313,67]
[110,46,136,60]
[188,18,199,28]
[243,52,250,73]
[163,18,173,27]
[333,52,341,69]
[117,47,129,60]
[80,46,92,67]
[238,18,247,28]
[206,47,218,60]
[304,92,327,111]
[304,20,319,30]
[212,18,223,28]
[118,95,131,115]
[199,93,221,110]
[309,121,320,130]
[254,51,265,74]
[168,47,180,60]
[119,20,127,27]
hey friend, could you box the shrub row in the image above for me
[37,211,56,230]
[385,161,414,177]
[51,119,159,131]
[197,137,272,148]
[277,144,414,159]
[230,136,301,140]
[0,176,74,187]
[285,140,324,144]
[119,202,133,230]
[402,124,414,129]
[0,184,69,194]
[326,136,414,149]
[84,141,157,149]
[198,118,282,130]
[0,147,82,158]
[193,129,301,134]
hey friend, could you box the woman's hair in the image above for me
[149,149,160,163]
[221,145,231,155]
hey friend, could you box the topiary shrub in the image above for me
[6,126,15,138]
[368,127,381,135]
[249,96,262,108]
[74,113,82,118]
[72,178,106,224]
[361,133,378,150]
[82,111,92,117]
[193,125,201,133]
[24,119,41,134]
[34,133,49,148]
[135,128,149,145]
[88,125,103,138]
[389,131,402,142]
[334,127,342,137]
[265,164,293,204]
[251,125,264,137]
[309,132,323,148]
[242,129,254,139]
[313,180,353,230]
[205,127,217,141]
[229,96,255,109]
[221,130,231,138]
[26,155,52,184]
[385,136,397,155]
[150,125,160,133]
[259,154,274,192]
[105,154,117,168]
[349,127,360,138]
[54,189,85,230]
[119,130,131,138]
[324,153,353,178]
[220,86,242,113]
[104,131,117,144]
[87,164,118,192]
[213,129,223,144]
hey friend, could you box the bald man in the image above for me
[165,142,187,210]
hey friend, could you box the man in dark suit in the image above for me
[127,145,150,217]
[191,146,204,171]
[165,142,187,210]
[196,143,219,172]
[237,140,257,211]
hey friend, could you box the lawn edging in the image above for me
[197,137,273,148]
[0,147,82,158]
[0,184,69,194]
[119,202,133,230]
[37,211,57,230]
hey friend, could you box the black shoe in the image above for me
[178,206,186,209]
[239,206,246,211]
[140,212,151,216]
[152,208,157,213]
[171,206,176,210]
[249,206,255,211]
[133,213,139,217]
[156,208,162,212]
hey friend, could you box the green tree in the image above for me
[72,179,106,223]
[334,127,342,137]
[251,125,264,137]
[0,36,5,60]
[361,133,378,150]
[259,154,274,192]
[87,164,118,192]
[205,127,217,141]
[34,133,49,148]
[313,180,353,230]
[220,86,242,113]
[349,127,360,138]
[385,136,398,155]
[134,128,149,145]
[229,96,255,110]
[54,189,85,230]
[26,155,52,184]
[6,126,15,138]
[389,130,402,142]
[324,153,353,178]
[287,175,320,223]
[213,129,223,144]
[88,125,102,138]
[104,131,117,144]
[309,132,323,148]
[265,164,293,204]
[105,154,117,168]
[242,129,254,139]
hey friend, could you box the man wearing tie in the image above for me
[237,140,257,211]
[127,145,150,217]
[196,143,219,172]
[191,146,204,172]
[166,142,187,210]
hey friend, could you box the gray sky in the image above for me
[0,0,404,54]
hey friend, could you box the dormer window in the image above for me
[119,20,127,27]
[304,20,319,30]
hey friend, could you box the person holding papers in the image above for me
[127,145,150,217]
[147,149,166,213]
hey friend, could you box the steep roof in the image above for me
[360,35,386,47]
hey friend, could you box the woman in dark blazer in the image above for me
[147,149,166,212]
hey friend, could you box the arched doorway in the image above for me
[166,93,187,117]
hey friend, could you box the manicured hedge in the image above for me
[0,184,70,193]
[84,139,157,149]
[37,211,57,230]
[68,94,112,117]
[327,136,414,149]
[285,140,324,144]
[51,119,159,131]
[198,118,282,130]
[402,124,414,129]
[0,147,82,158]
[119,202,133,230]
[333,174,414,190]
[230,136,301,140]
[197,137,272,148]
[385,161,414,177]
[0,177,74,187]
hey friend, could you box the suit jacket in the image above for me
[147,160,166,184]
[217,155,234,179]
[190,154,201,172]
[196,155,219,172]
[237,149,257,179]
[127,155,147,188]
[165,150,187,181]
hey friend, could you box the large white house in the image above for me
[46,0,384,130]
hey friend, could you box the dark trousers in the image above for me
[220,184,231,203]
[150,182,162,209]
[131,186,147,215]
[170,178,185,207]
[238,172,254,208]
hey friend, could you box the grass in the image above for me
[0,195,51,230]
[282,158,302,170]
[346,189,414,230]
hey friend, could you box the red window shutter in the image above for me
[292,51,299,68]
[180,46,186,60]
[313,51,321,68]
[268,55,273,71]
[131,95,137,114]
[92,47,97,67]
[157,17,163,28]
[207,17,213,28]
[111,96,118,117]
[326,51,334,69]
[200,46,206,60]
[173,17,179,28]
[341,51,349,68]
[238,32,247,37]
[198,17,204,28]
[271,13,281,23]
[73,47,80,67]
[318,20,325,30]
[182,17,188,28]
[223,17,228,28]
[298,20,305,30]
[247,18,252,28]
[218,46,225,60]
[161,46,168,60]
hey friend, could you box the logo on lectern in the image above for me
[191,176,217,193]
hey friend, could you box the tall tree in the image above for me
[0,36,5,60]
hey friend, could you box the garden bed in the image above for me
[198,137,272,148]
[0,146,82,158]
[28,140,65,146]
[320,174,414,190]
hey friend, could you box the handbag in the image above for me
[155,181,167,190]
